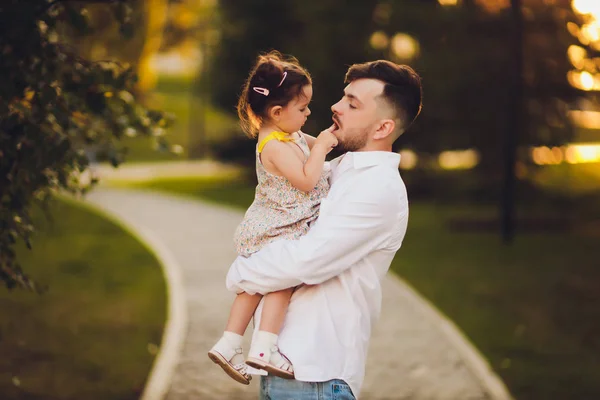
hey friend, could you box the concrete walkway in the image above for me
[84,187,511,400]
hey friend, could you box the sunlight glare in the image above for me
[572,0,600,17]
[568,45,587,69]
[399,150,418,170]
[438,149,479,170]
[391,33,419,60]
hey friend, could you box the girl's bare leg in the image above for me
[208,292,262,385]
[259,288,294,333]
[225,292,263,335]
[246,288,296,379]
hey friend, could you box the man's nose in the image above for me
[331,101,341,114]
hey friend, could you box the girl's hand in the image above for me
[314,126,338,154]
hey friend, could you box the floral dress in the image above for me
[234,132,330,256]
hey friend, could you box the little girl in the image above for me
[208,51,337,384]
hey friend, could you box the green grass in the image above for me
[0,199,166,400]
[119,175,255,209]
[128,176,600,400]
[531,163,600,195]
[396,204,600,400]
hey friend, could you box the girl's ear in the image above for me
[268,105,283,122]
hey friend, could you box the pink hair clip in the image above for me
[277,71,287,87]
[253,87,269,96]
[252,72,286,96]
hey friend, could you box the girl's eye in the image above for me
[300,108,306,112]
[349,104,357,109]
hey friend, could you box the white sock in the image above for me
[255,331,278,347]
[223,331,243,348]
[248,331,279,361]
[213,331,244,365]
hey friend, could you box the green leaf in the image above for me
[147,110,165,124]
[113,3,132,24]
[86,92,106,114]
[0,0,170,290]
[40,85,57,105]
[65,6,91,35]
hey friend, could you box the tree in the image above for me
[0,0,172,290]
[206,0,378,164]
[57,0,170,94]
[385,1,576,158]
[162,0,221,159]
[208,0,577,169]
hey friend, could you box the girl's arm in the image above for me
[262,127,338,193]
[262,141,329,193]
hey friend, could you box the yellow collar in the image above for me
[257,131,294,153]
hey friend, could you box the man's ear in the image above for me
[268,105,283,122]
[373,119,395,140]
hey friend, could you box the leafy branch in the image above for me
[0,0,173,290]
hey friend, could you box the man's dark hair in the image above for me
[345,60,422,134]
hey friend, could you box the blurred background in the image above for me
[1,0,600,399]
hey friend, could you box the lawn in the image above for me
[0,199,166,400]
[123,175,600,400]
[531,163,600,195]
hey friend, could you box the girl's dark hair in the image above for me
[237,51,312,137]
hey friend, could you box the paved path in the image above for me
[85,187,510,400]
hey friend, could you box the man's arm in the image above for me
[226,183,406,294]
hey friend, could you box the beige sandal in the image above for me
[208,347,252,385]
[246,345,294,379]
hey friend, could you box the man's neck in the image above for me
[355,142,393,152]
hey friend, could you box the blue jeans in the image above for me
[259,376,355,400]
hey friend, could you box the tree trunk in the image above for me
[501,0,523,244]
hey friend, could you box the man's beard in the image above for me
[335,128,368,153]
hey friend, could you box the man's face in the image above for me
[331,78,385,152]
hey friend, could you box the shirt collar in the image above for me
[330,151,401,171]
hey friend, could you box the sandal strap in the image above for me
[233,362,251,378]
[270,346,293,370]
[218,346,243,362]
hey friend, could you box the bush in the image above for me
[0,0,172,290]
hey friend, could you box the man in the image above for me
[226,60,423,399]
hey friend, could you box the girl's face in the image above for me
[275,84,312,133]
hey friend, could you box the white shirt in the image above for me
[226,151,409,398]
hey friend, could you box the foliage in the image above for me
[0,0,173,290]
[203,0,379,163]
[160,0,220,53]
[207,0,579,172]
[389,1,577,166]
[208,0,378,136]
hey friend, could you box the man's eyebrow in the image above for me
[344,91,363,105]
